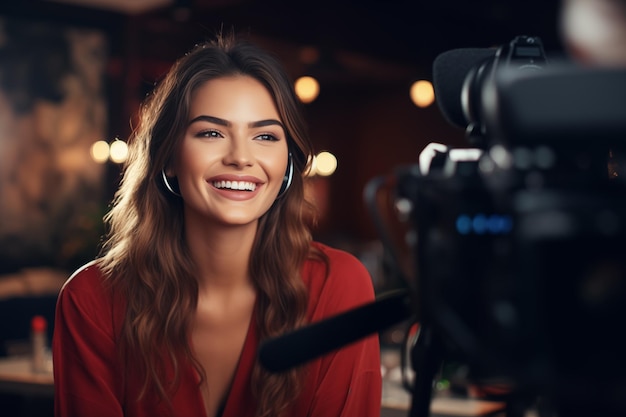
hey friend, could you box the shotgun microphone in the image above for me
[258,289,413,373]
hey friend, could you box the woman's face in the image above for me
[172,75,289,228]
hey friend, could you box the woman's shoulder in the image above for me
[63,260,102,287]
[308,241,370,280]
[304,241,375,318]
[61,260,106,292]
[57,260,124,323]
[55,260,125,345]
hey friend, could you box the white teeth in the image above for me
[213,180,256,191]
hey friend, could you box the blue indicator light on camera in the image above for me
[456,215,472,235]
[489,214,513,234]
[456,214,513,235]
[472,214,488,234]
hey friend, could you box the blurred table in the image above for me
[381,348,506,417]
[0,356,53,397]
[0,348,508,416]
[382,382,506,417]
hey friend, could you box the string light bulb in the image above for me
[295,76,320,103]
[109,140,129,163]
[315,151,337,176]
[410,80,435,108]
[90,140,109,163]
[90,139,129,164]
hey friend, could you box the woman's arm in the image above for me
[52,265,124,417]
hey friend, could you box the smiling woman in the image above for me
[172,76,289,226]
[52,30,382,417]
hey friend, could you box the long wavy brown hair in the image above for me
[97,31,324,417]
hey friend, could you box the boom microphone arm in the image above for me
[258,289,414,373]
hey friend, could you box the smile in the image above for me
[212,180,257,192]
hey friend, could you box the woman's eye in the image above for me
[256,133,279,142]
[197,130,222,138]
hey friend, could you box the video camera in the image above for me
[392,35,626,417]
[259,36,626,417]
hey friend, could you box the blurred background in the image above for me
[0,0,564,285]
[0,0,564,414]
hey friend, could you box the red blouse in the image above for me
[53,242,382,417]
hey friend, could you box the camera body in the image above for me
[396,36,626,415]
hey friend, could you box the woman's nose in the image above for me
[223,138,253,167]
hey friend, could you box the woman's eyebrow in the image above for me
[249,119,284,129]
[188,115,284,130]
[188,115,230,127]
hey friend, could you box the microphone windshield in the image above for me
[432,48,496,128]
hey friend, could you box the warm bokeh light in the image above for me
[315,151,337,176]
[295,76,320,103]
[109,140,129,163]
[410,80,435,107]
[91,139,129,164]
[90,140,109,164]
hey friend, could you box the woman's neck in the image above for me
[184,217,258,292]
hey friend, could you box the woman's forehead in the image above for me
[188,76,282,125]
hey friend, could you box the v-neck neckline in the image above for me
[196,303,258,417]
